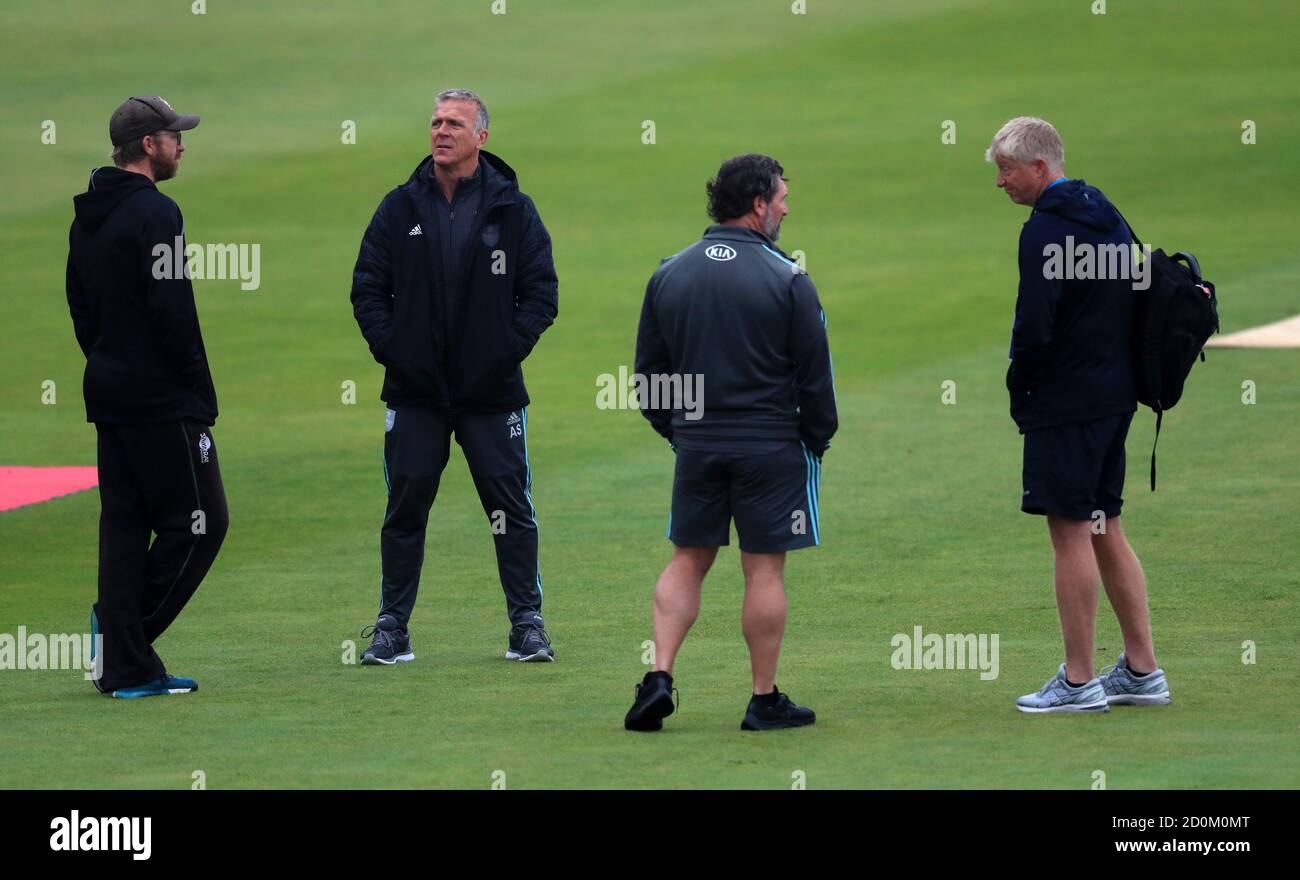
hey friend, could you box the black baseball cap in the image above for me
[109,95,200,146]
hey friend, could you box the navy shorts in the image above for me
[668,440,822,553]
[1022,412,1134,521]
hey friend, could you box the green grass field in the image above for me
[1,0,1297,789]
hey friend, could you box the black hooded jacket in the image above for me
[350,150,558,411]
[66,166,218,425]
[1007,179,1137,432]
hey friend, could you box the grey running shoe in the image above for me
[1015,664,1109,713]
[1101,652,1171,706]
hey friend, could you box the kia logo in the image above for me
[705,244,737,262]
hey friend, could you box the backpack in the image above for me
[1120,213,1220,489]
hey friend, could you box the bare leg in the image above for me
[1093,516,1158,673]
[740,551,787,694]
[652,545,717,676]
[1047,515,1101,683]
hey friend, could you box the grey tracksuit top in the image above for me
[635,224,838,453]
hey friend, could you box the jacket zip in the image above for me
[401,167,518,409]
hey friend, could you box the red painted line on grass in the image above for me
[0,466,99,513]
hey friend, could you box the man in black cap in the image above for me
[351,88,559,665]
[66,95,227,698]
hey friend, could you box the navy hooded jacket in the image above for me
[66,166,218,425]
[350,150,558,412]
[1007,179,1137,432]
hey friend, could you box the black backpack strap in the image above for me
[1149,408,1162,491]
[1111,207,1143,250]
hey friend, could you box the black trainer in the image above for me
[741,686,815,731]
[360,614,414,665]
[506,613,555,662]
[624,671,677,731]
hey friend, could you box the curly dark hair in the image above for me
[706,154,785,223]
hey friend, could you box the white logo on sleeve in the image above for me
[197,433,211,464]
[705,244,737,262]
[409,224,423,236]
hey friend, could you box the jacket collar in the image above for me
[402,149,520,211]
[703,223,793,257]
[429,160,482,196]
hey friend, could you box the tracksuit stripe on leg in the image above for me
[813,455,822,543]
[802,446,813,539]
[811,453,821,543]
[521,406,542,597]
[801,444,821,545]
[380,449,390,615]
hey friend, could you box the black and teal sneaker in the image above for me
[506,613,555,662]
[624,670,677,731]
[360,614,414,665]
[111,674,198,699]
[741,686,816,731]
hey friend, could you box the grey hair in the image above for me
[985,116,1064,171]
[434,88,489,132]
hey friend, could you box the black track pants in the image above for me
[378,405,542,627]
[93,420,228,691]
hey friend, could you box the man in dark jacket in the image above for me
[987,117,1170,714]
[624,154,837,732]
[351,89,558,664]
[66,95,228,698]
